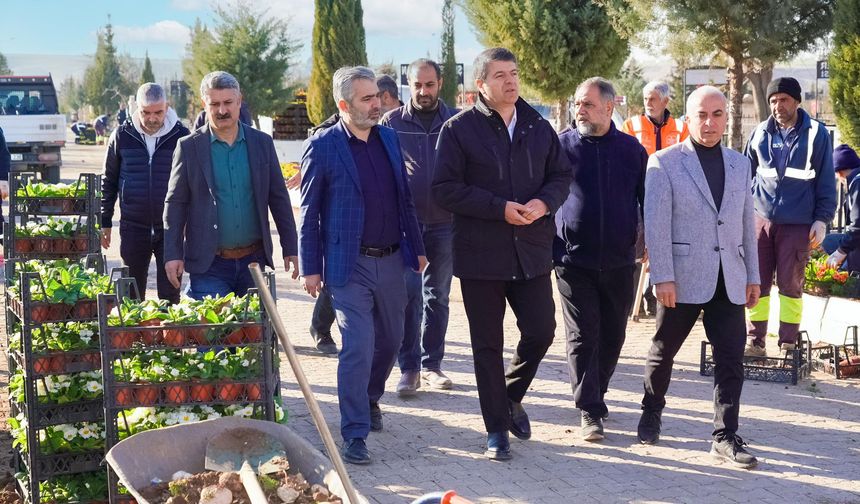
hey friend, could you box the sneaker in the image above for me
[711,434,758,469]
[637,408,662,445]
[744,341,767,358]
[310,328,338,354]
[421,369,453,390]
[369,402,383,432]
[581,412,604,442]
[396,370,420,397]
[779,342,797,352]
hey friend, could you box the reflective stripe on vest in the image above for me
[673,117,684,131]
[784,120,820,180]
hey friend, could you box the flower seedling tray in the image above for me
[810,326,860,379]
[700,339,811,385]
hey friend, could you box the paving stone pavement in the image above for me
[2,143,858,504]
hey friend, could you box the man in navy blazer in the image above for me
[164,71,299,297]
[300,66,426,465]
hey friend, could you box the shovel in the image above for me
[205,427,287,504]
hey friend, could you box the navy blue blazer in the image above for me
[299,121,425,287]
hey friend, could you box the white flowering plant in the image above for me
[8,415,105,454]
[10,370,103,405]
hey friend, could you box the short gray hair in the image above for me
[643,81,670,100]
[332,66,376,104]
[136,83,166,106]
[576,77,616,103]
[200,71,241,99]
[686,85,726,111]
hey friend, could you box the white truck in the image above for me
[0,75,65,182]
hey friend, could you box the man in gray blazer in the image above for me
[639,86,761,469]
[164,71,299,297]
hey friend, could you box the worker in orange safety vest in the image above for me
[622,81,689,156]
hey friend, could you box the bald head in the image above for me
[685,86,727,147]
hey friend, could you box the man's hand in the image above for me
[809,220,827,249]
[504,201,531,226]
[100,228,111,249]
[642,247,649,270]
[415,255,429,273]
[284,256,300,279]
[302,274,322,298]
[746,284,761,309]
[286,172,301,190]
[827,249,847,269]
[0,180,8,200]
[165,260,185,289]
[655,281,677,308]
[519,198,548,223]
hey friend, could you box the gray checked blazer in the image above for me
[644,138,760,305]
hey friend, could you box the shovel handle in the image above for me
[239,460,268,504]
[250,264,362,504]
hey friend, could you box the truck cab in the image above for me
[0,75,65,182]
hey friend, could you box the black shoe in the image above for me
[508,400,531,440]
[310,327,338,354]
[711,434,758,469]
[581,411,604,442]
[341,438,371,465]
[369,402,383,432]
[485,431,511,461]
[637,408,662,445]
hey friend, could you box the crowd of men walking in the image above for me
[98,45,859,472]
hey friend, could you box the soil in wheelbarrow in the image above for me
[138,468,343,504]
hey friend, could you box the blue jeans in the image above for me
[329,253,408,440]
[188,250,265,299]
[398,223,453,372]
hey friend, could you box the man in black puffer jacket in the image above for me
[433,48,571,461]
[102,83,190,303]
[555,77,647,442]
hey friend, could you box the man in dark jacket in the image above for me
[433,47,572,461]
[555,77,647,442]
[827,144,860,273]
[102,83,190,302]
[381,58,457,395]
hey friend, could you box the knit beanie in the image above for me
[834,144,860,172]
[766,77,802,102]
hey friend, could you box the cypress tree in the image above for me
[439,0,458,106]
[83,20,132,114]
[831,0,860,149]
[307,0,368,125]
[141,52,155,84]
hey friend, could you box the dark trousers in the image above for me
[120,227,180,304]
[748,215,809,344]
[460,274,556,433]
[642,270,746,439]
[556,265,635,417]
[310,286,336,335]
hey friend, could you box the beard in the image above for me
[348,105,380,129]
[576,121,599,136]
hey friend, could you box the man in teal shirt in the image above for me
[164,71,299,297]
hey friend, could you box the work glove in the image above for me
[809,220,827,249]
[0,180,7,200]
[826,249,847,269]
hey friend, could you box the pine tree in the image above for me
[463,0,628,130]
[181,3,300,125]
[307,0,368,125]
[83,19,133,114]
[141,52,155,84]
[439,0,458,106]
[0,52,11,74]
[831,0,860,149]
